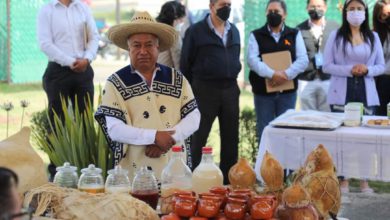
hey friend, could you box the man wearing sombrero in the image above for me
[95,11,200,181]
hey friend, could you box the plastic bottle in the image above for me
[192,146,223,194]
[160,146,192,214]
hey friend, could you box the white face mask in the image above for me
[347,10,365,27]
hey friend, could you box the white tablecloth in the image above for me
[255,115,390,182]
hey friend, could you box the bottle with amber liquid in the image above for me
[131,166,159,209]
[192,146,223,194]
[78,164,105,194]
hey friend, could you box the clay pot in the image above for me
[224,197,247,220]
[228,158,257,189]
[173,195,197,218]
[250,195,278,220]
[197,195,222,218]
[276,204,319,220]
[161,213,181,220]
[171,191,196,212]
[210,186,229,208]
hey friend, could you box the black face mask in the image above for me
[216,5,231,21]
[267,12,283,27]
[308,9,324,20]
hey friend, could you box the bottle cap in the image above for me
[172,146,182,152]
[202,146,213,154]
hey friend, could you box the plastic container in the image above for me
[53,162,78,188]
[192,146,223,194]
[344,102,363,127]
[160,146,193,214]
[131,166,159,209]
[105,165,131,194]
[78,164,104,194]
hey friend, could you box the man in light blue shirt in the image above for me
[247,0,308,140]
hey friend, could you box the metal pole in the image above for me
[115,0,121,60]
[6,0,11,83]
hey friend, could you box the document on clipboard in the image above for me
[261,50,294,93]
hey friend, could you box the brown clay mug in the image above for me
[210,186,229,209]
[173,195,197,218]
[224,197,247,220]
[197,195,222,218]
[250,195,278,219]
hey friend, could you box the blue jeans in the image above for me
[254,92,297,140]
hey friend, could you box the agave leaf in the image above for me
[31,92,112,176]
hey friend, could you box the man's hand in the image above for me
[71,59,89,73]
[352,64,368,77]
[270,71,288,87]
[145,144,163,158]
[154,130,176,153]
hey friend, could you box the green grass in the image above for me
[350,179,390,194]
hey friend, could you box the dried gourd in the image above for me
[298,145,341,219]
[277,184,319,220]
[228,158,256,189]
[260,151,284,192]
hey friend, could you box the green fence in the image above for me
[0,0,48,83]
[244,0,377,81]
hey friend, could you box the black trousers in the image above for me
[43,62,94,180]
[42,62,94,124]
[376,75,390,116]
[191,79,240,185]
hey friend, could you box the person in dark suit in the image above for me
[297,0,339,112]
[181,0,241,184]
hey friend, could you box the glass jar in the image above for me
[53,162,78,188]
[78,164,104,194]
[105,165,131,194]
[131,166,159,209]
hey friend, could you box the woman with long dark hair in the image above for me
[156,1,186,69]
[323,0,385,193]
[373,0,390,116]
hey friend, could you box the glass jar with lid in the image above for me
[53,162,78,188]
[131,166,159,209]
[105,165,131,194]
[78,164,104,194]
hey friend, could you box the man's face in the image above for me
[210,0,232,16]
[128,34,159,71]
[266,2,286,21]
[307,0,327,14]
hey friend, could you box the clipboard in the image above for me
[261,50,294,93]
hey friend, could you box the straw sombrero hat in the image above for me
[108,11,177,52]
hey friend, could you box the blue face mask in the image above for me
[347,10,365,27]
